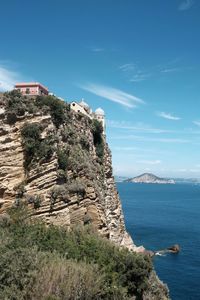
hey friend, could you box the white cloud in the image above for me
[161,68,180,73]
[178,0,194,11]
[137,160,161,165]
[119,62,151,82]
[119,63,136,72]
[130,73,151,82]
[0,65,22,91]
[107,120,172,133]
[112,134,189,144]
[193,120,200,127]
[79,83,145,108]
[157,112,181,121]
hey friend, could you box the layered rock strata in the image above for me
[0,92,170,299]
[0,93,137,250]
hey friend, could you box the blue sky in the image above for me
[0,0,200,178]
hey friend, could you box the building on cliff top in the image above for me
[70,99,106,133]
[13,83,105,133]
[15,82,49,96]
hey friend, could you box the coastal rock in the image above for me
[0,92,170,299]
[167,244,180,253]
[0,93,137,250]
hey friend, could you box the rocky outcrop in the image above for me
[0,92,137,250]
[0,92,170,299]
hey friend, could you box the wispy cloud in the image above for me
[130,73,151,82]
[178,0,194,11]
[79,83,145,108]
[137,160,161,165]
[107,120,172,133]
[161,68,181,73]
[119,62,151,83]
[119,63,136,72]
[112,135,189,144]
[0,64,22,91]
[193,120,200,127]
[157,112,181,121]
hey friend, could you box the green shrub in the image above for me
[21,123,55,170]
[57,148,69,171]
[0,209,153,299]
[21,123,42,169]
[4,90,38,124]
[68,179,86,196]
[0,247,43,300]
[26,194,42,209]
[35,96,67,128]
[61,125,77,144]
[49,185,69,211]
[80,135,90,151]
[91,119,104,160]
[30,254,106,300]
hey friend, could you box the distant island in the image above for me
[125,173,175,184]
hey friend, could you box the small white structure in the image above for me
[70,100,92,119]
[94,108,106,133]
[70,100,106,133]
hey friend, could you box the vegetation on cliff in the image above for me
[0,91,169,300]
[0,207,153,300]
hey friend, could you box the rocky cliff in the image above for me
[0,91,169,299]
[0,91,136,250]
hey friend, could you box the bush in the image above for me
[35,96,67,128]
[4,90,38,124]
[0,209,153,299]
[61,125,77,144]
[57,148,69,171]
[80,135,90,151]
[49,185,69,211]
[21,123,42,169]
[31,255,105,300]
[92,119,104,160]
[68,179,86,196]
[21,123,55,170]
[26,194,42,209]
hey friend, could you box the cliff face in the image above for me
[0,91,135,250]
[0,91,169,299]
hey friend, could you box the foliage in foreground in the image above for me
[0,207,153,300]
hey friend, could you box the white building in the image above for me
[70,100,106,133]
[94,108,106,133]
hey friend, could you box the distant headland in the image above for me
[125,173,175,184]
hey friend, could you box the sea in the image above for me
[117,182,200,300]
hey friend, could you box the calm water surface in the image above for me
[117,183,200,300]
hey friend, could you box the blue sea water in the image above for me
[117,183,200,300]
